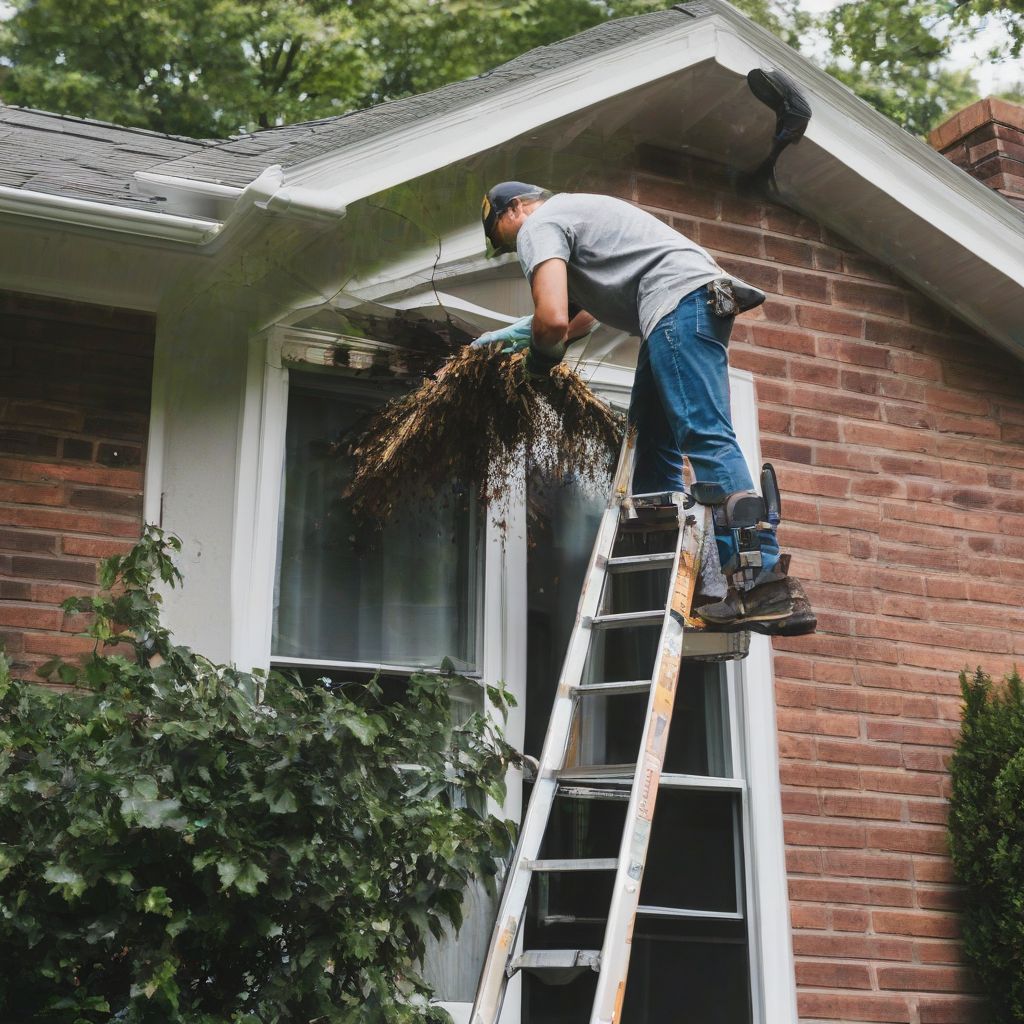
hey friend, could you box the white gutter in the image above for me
[0,181,221,244]
[0,164,347,249]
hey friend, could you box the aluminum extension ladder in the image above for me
[470,430,750,1024]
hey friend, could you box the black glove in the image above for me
[522,344,562,380]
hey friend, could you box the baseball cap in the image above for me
[481,181,548,254]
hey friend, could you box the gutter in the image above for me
[0,182,221,245]
[0,164,348,249]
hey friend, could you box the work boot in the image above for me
[697,555,817,636]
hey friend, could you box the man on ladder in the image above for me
[478,181,816,637]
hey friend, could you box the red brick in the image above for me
[917,996,987,1023]
[790,357,842,387]
[61,536,132,559]
[795,961,872,989]
[785,820,866,848]
[823,851,913,881]
[833,280,908,319]
[832,907,870,931]
[782,270,830,302]
[796,992,911,1022]
[916,940,968,965]
[789,877,914,908]
[822,794,903,821]
[866,722,959,747]
[796,305,865,338]
[877,966,974,992]
[765,235,813,264]
[699,221,764,257]
[0,481,64,506]
[817,740,902,769]
[0,296,151,674]
[873,910,960,938]
[9,555,97,585]
[868,826,949,856]
[764,207,821,240]
[787,847,824,873]
[750,322,817,355]
[914,858,957,884]
[860,770,946,798]
[888,351,944,381]
[0,528,58,553]
[22,633,95,656]
[0,603,62,630]
[818,336,891,369]
[791,904,829,928]
[792,932,914,962]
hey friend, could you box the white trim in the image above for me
[271,655,478,677]
[283,22,719,200]
[230,331,290,671]
[0,182,220,244]
[728,368,799,1024]
[143,330,170,528]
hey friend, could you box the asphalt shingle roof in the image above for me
[152,6,707,188]
[0,3,713,202]
[0,105,219,209]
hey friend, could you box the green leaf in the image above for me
[42,864,86,898]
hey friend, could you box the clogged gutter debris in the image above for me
[345,343,623,523]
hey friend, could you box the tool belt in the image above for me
[707,277,766,318]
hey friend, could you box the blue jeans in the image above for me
[629,286,779,575]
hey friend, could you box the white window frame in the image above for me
[230,326,793,1023]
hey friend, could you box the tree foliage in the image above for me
[0,527,518,1023]
[824,0,1022,135]
[0,0,1019,141]
[948,667,1024,1023]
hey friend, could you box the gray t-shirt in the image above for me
[516,192,722,339]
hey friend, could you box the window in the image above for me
[272,373,482,673]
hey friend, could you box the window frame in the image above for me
[231,329,794,1023]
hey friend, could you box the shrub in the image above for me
[948,667,1024,1023]
[0,527,518,1023]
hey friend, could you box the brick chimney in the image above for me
[929,97,1024,211]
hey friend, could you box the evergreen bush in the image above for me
[948,667,1024,1023]
[0,527,518,1023]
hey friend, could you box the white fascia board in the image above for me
[712,21,1024,288]
[283,21,720,202]
[0,182,221,245]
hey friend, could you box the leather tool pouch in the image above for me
[708,277,767,318]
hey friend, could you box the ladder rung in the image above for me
[557,784,631,801]
[526,858,618,872]
[557,764,636,784]
[510,949,601,979]
[590,610,663,629]
[572,679,651,697]
[606,552,675,573]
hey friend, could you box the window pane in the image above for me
[273,376,481,670]
[523,917,752,1024]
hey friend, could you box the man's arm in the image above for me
[530,257,570,355]
[527,258,597,366]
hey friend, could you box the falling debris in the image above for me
[345,344,623,523]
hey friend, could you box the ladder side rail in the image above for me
[589,503,706,1024]
[470,431,637,1024]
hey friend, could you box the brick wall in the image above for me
[588,152,1024,1023]
[0,292,153,677]
[929,97,1024,211]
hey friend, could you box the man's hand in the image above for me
[471,315,533,352]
